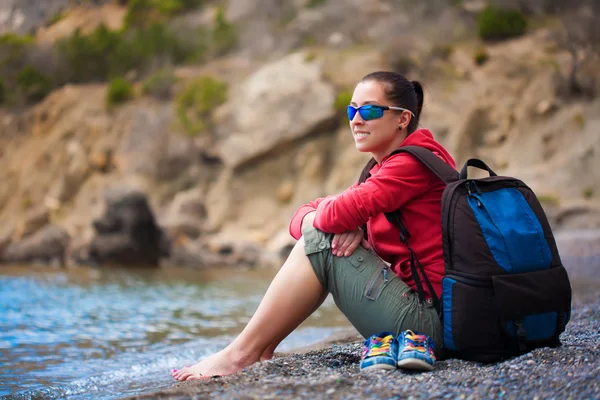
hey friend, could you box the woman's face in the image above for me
[349,80,410,163]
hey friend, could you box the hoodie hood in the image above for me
[377,128,456,170]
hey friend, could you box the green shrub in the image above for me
[16,66,54,102]
[56,25,123,82]
[538,194,560,207]
[212,7,237,56]
[124,0,161,30]
[473,47,489,66]
[334,90,352,112]
[176,76,228,135]
[142,68,176,99]
[124,0,204,29]
[118,23,193,71]
[0,33,35,64]
[573,112,585,128]
[305,0,327,8]
[583,188,594,199]
[155,0,204,16]
[478,6,527,41]
[0,79,5,104]
[57,22,197,82]
[106,77,133,107]
[48,9,65,26]
[431,43,454,60]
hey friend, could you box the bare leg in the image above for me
[259,290,329,361]
[172,236,327,381]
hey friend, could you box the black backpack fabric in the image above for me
[384,146,572,363]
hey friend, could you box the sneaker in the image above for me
[360,332,398,371]
[395,330,436,371]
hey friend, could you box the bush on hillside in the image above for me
[478,6,527,41]
[124,0,204,29]
[0,79,6,105]
[118,23,194,72]
[334,90,352,112]
[57,23,197,82]
[473,47,490,66]
[16,66,54,103]
[176,76,228,135]
[56,25,122,82]
[0,0,234,106]
[142,68,176,99]
[0,33,35,64]
[106,77,133,107]
[212,7,237,56]
[0,34,58,104]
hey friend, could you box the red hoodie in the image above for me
[289,129,456,299]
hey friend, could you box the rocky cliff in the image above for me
[1,0,599,269]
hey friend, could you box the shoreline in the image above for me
[126,296,600,400]
[125,234,600,400]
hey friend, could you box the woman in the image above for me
[172,71,456,381]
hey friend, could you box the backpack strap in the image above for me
[385,210,441,315]
[389,146,460,184]
[384,146,458,315]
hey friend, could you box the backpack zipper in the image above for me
[466,181,483,207]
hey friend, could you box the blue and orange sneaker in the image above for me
[395,330,436,371]
[360,332,398,371]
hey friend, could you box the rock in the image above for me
[160,188,207,240]
[0,0,67,35]
[216,52,336,168]
[266,229,297,261]
[89,149,115,174]
[0,230,11,255]
[204,169,234,232]
[276,181,295,204]
[165,236,266,269]
[1,225,69,265]
[327,32,345,46]
[47,140,91,204]
[87,186,165,267]
[536,99,557,116]
[554,205,600,231]
[116,105,173,179]
[12,206,50,241]
[461,0,487,13]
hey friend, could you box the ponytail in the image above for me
[408,80,424,134]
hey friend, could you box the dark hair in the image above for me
[356,71,424,237]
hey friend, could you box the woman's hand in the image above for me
[302,211,370,256]
[332,229,371,257]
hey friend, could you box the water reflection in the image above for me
[0,265,350,399]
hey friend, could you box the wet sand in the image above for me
[126,229,600,399]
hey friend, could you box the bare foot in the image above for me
[260,348,274,362]
[171,347,259,381]
[259,343,278,362]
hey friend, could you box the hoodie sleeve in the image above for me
[288,198,325,240]
[313,154,435,233]
[288,182,360,239]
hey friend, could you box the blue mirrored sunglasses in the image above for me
[346,104,415,121]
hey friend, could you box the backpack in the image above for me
[384,146,572,363]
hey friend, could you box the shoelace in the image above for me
[364,335,394,357]
[402,331,432,354]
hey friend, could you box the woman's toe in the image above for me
[185,373,203,381]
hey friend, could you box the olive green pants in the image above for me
[302,224,443,351]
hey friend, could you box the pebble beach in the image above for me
[127,230,600,400]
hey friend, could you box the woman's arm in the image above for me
[313,154,434,233]
[288,180,360,239]
[288,198,327,240]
